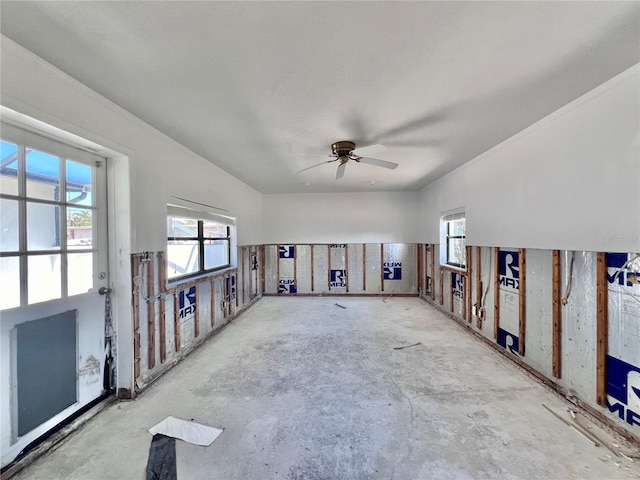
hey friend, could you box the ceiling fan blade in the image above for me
[295,158,338,174]
[336,162,346,180]
[356,157,398,169]
[351,144,387,157]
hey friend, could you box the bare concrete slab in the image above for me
[13,297,639,479]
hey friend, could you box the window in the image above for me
[441,211,466,268]
[167,214,232,280]
[1,129,100,310]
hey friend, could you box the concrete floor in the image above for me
[14,297,639,480]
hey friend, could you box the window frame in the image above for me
[1,123,102,310]
[440,210,466,270]
[167,215,232,282]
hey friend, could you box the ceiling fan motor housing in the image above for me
[332,141,356,156]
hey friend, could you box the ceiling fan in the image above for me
[296,141,398,180]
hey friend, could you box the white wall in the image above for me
[419,64,640,253]
[0,37,263,250]
[262,191,420,244]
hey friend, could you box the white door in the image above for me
[0,123,110,466]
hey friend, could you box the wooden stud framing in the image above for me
[552,250,561,378]
[310,245,315,292]
[449,271,454,313]
[380,243,385,292]
[132,255,141,379]
[293,245,298,295]
[345,244,350,293]
[259,245,265,295]
[210,276,216,327]
[249,247,253,300]
[173,289,181,353]
[475,246,482,329]
[158,255,167,363]
[439,268,444,305]
[147,256,156,370]
[596,252,608,406]
[494,247,500,340]
[276,245,281,293]
[362,244,366,291]
[518,248,526,356]
[242,247,246,305]
[417,244,423,295]
[430,244,435,301]
[194,283,200,338]
[466,246,472,322]
[327,245,332,291]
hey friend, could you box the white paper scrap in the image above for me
[148,416,224,446]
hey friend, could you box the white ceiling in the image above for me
[1,1,638,194]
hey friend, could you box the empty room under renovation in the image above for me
[0,2,639,479]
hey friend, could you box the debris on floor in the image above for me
[393,342,422,350]
[334,303,346,309]
[542,404,599,447]
[148,416,224,446]
[146,434,176,480]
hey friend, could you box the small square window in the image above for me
[441,212,466,268]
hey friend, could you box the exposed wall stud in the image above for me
[430,244,435,301]
[494,247,500,340]
[194,283,200,338]
[380,243,385,292]
[476,246,482,329]
[132,255,141,379]
[518,248,526,356]
[345,244,350,293]
[276,245,281,293]
[417,244,423,295]
[147,256,156,369]
[158,259,167,363]
[327,245,332,291]
[260,245,266,294]
[596,252,608,406]
[552,250,561,378]
[466,246,472,322]
[210,277,216,327]
[439,268,444,305]
[311,245,315,292]
[174,289,181,353]
[362,244,366,291]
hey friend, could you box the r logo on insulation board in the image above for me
[497,327,519,356]
[179,286,196,320]
[383,262,402,280]
[607,356,640,428]
[330,270,346,288]
[279,245,295,258]
[225,275,236,300]
[607,253,639,288]
[498,250,519,291]
[452,272,463,299]
[278,278,296,294]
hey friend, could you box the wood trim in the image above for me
[518,248,526,356]
[552,250,561,378]
[147,257,156,370]
[596,252,608,406]
[380,243,384,292]
[475,246,482,328]
[494,247,500,340]
[132,255,141,379]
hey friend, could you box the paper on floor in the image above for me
[148,416,223,446]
